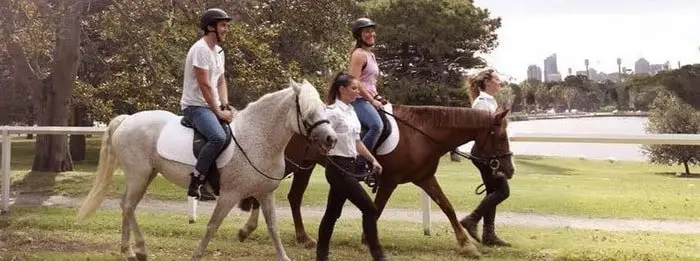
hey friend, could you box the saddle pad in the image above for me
[156,116,236,168]
[376,103,400,155]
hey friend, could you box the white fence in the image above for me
[3,126,700,235]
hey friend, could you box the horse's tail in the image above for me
[237,196,260,212]
[77,114,129,220]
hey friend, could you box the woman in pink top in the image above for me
[348,17,384,174]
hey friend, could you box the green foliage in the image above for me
[370,0,501,106]
[660,64,700,110]
[643,92,700,175]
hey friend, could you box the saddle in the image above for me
[360,94,392,154]
[179,106,234,196]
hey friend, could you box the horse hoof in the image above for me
[188,219,195,224]
[460,243,482,259]
[136,253,148,261]
[127,257,138,261]
[237,228,250,242]
[296,235,317,249]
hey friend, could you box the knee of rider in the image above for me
[209,132,227,147]
[362,204,378,219]
[498,186,510,200]
[369,121,383,132]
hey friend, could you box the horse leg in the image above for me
[191,194,240,261]
[121,169,157,261]
[415,176,481,259]
[237,206,259,242]
[361,180,398,245]
[287,167,316,248]
[258,191,291,261]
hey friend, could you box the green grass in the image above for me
[1,206,698,261]
[4,137,700,220]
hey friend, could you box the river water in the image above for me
[458,116,651,161]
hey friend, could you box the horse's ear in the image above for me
[288,77,298,86]
[289,78,301,93]
[495,108,510,123]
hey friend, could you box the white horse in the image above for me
[77,79,338,261]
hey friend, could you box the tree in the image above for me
[642,92,700,176]
[1,0,87,172]
[661,64,700,110]
[494,83,515,109]
[369,0,501,106]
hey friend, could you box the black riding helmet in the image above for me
[200,8,233,34]
[351,17,376,40]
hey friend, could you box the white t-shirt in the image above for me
[180,38,225,110]
[326,99,362,158]
[472,91,498,112]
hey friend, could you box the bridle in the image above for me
[230,94,330,181]
[451,119,513,194]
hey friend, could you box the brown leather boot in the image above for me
[459,212,482,243]
[482,220,511,247]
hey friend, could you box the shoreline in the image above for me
[509,111,648,121]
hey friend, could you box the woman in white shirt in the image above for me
[316,73,388,261]
[459,69,512,247]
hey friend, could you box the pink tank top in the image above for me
[358,51,379,99]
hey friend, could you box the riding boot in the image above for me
[187,173,216,201]
[370,247,390,261]
[315,248,329,261]
[482,207,511,247]
[459,212,482,243]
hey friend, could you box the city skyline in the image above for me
[473,0,700,82]
[526,55,671,82]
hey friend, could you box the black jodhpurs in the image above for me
[317,156,382,257]
[471,159,510,223]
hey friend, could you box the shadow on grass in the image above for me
[515,158,577,176]
[653,172,700,179]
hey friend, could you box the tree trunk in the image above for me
[31,0,85,172]
[69,106,87,162]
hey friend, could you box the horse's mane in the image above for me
[239,80,324,119]
[394,105,495,129]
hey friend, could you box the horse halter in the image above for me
[294,95,330,140]
[465,118,513,195]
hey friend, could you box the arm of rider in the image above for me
[348,50,383,109]
[356,140,382,175]
[194,67,233,123]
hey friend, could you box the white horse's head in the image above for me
[288,78,337,154]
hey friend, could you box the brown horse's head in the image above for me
[471,107,514,179]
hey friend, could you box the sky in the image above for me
[471,0,700,82]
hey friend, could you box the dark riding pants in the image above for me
[317,156,382,257]
[471,159,510,224]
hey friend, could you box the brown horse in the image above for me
[235,105,513,258]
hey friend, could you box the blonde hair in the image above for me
[466,69,495,101]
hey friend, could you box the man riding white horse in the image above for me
[180,8,234,201]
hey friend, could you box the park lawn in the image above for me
[3,137,700,221]
[0,206,698,261]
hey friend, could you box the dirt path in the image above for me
[8,194,700,234]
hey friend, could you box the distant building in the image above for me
[635,58,651,75]
[527,65,543,82]
[545,73,562,82]
[544,54,560,82]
